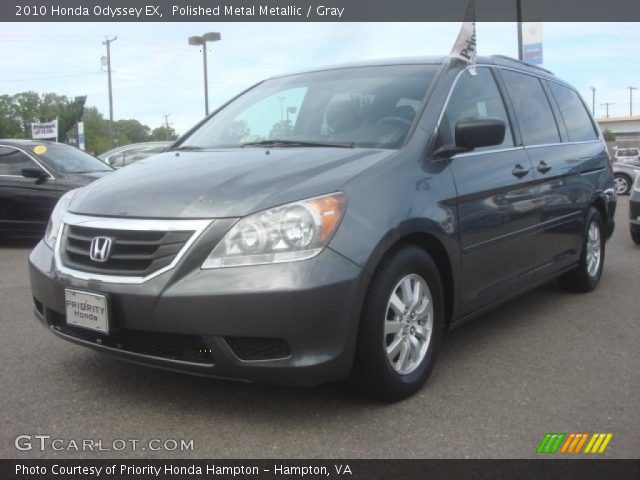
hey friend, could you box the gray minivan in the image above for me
[29,55,616,401]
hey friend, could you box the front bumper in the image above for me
[29,239,367,386]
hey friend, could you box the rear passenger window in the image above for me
[501,70,560,146]
[548,82,598,142]
[439,68,514,151]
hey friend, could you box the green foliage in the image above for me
[0,91,86,141]
[0,91,178,154]
[149,125,179,141]
[269,120,293,140]
[603,129,616,142]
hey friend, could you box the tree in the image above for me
[81,107,110,154]
[13,91,40,136]
[269,120,293,140]
[149,125,178,141]
[114,119,150,144]
[218,119,250,143]
[0,95,21,138]
[603,129,616,142]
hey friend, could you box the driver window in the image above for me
[439,68,514,151]
[0,147,40,176]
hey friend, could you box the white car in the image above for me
[614,147,640,164]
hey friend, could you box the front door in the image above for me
[439,67,538,315]
[0,146,59,235]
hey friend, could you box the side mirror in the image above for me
[21,168,48,181]
[455,117,506,150]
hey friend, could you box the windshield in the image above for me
[180,64,439,150]
[617,149,639,157]
[35,145,112,174]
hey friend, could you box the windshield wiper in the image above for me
[169,145,204,151]
[241,139,354,148]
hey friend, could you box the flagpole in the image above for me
[516,0,523,60]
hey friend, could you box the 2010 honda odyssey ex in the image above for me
[29,55,616,401]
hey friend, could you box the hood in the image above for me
[58,171,112,189]
[69,147,393,218]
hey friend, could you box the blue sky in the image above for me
[0,22,638,134]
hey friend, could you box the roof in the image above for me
[0,139,60,146]
[270,54,557,80]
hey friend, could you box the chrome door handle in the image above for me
[512,164,531,178]
[537,161,552,174]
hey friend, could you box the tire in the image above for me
[352,245,444,402]
[559,207,605,293]
[614,173,631,195]
[631,225,640,245]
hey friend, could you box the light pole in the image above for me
[188,32,221,116]
[589,86,596,116]
[102,36,117,148]
[628,86,637,117]
[601,102,615,118]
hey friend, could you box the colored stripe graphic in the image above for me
[584,433,613,454]
[537,433,565,454]
[539,433,613,454]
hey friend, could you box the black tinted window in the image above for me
[440,68,514,150]
[501,70,560,146]
[549,82,598,142]
[0,147,39,176]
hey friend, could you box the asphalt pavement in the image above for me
[1,197,638,459]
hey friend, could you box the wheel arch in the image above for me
[362,223,458,329]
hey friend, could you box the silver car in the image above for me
[613,160,640,195]
[615,147,640,163]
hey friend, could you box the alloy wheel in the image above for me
[586,221,601,278]
[383,274,433,375]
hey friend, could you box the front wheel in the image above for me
[559,207,605,292]
[614,173,631,195]
[352,246,444,402]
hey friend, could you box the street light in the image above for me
[589,86,596,116]
[601,102,615,118]
[188,32,221,116]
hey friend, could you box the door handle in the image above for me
[512,164,531,178]
[537,161,552,174]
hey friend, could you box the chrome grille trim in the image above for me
[54,213,212,284]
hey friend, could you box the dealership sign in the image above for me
[522,22,543,66]
[31,118,58,140]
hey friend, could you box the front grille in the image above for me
[225,337,291,360]
[61,225,193,276]
[50,311,214,364]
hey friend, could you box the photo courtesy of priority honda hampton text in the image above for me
[29,55,616,401]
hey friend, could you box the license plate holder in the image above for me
[64,289,109,334]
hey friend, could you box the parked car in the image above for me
[98,141,172,169]
[613,161,640,195]
[614,147,640,164]
[29,56,616,401]
[630,173,640,244]
[0,140,112,237]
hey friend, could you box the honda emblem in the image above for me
[89,236,113,263]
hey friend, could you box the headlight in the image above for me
[633,173,640,192]
[202,192,346,268]
[44,189,79,249]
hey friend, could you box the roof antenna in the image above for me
[450,0,477,76]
